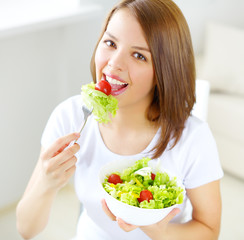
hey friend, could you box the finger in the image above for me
[42,132,80,160]
[158,208,180,225]
[101,199,116,221]
[60,155,77,172]
[52,142,69,157]
[116,217,138,232]
[45,143,80,172]
[54,143,80,166]
[64,164,76,178]
[45,143,80,173]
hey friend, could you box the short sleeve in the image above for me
[41,95,83,149]
[182,122,224,189]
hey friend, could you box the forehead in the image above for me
[106,8,148,46]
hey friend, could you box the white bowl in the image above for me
[99,158,185,226]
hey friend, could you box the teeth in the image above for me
[106,76,125,85]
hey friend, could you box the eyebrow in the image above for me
[105,31,151,53]
[132,46,150,52]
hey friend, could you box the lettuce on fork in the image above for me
[103,158,185,209]
[81,82,118,123]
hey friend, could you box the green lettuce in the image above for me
[103,158,184,209]
[81,82,118,123]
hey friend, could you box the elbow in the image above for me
[16,199,49,239]
[16,204,37,240]
[16,219,40,240]
[17,228,32,240]
[16,220,33,240]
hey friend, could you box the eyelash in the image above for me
[104,40,116,48]
[103,40,147,62]
[133,52,146,61]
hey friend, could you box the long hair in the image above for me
[90,0,196,158]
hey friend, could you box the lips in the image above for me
[103,74,128,96]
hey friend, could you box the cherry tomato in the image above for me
[108,174,123,185]
[151,173,156,180]
[95,80,111,96]
[138,190,153,203]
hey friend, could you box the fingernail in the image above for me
[74,132,80,137]
[174,208,180,215]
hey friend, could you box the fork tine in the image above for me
[82,105,93,119]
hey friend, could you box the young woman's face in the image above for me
[95,8,154,109]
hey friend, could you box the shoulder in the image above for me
[185,116,208,134]
[41,95,84,148]
[158,116,223,189]
[181,116,214,145]
[164,116,216,159]
[52,95,83,122]
[178,116,223,188]
[174,116,218,162]
[55,95,83,113]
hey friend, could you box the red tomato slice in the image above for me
[151,173,156,180]
[95,80,111,96]
[108,174,123,185]
[138,190,153,203]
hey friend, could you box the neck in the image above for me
[98,103,159,156]
[102,103,157,132]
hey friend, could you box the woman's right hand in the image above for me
[39,132,80,192]
[16,132,80,239]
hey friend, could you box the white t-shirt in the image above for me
[41,95,224,240]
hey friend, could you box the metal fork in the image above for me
[74,105,93,143]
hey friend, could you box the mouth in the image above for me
[103,74,128,96]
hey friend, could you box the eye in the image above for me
[133,52,146,61]
[104,40,116,48]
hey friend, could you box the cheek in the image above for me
[94,47,106,76]
[133,68,154,91]
[94,51,102,70]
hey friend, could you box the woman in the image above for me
[16,0,223,239]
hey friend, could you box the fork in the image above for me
[74,105,93,143]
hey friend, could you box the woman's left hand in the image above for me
[101,199,180,235]
[101,199,138,231]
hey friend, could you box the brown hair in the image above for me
[90,0,196,158]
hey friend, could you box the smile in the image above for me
[104,74,128,96]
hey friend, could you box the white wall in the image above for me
[0,6,104,209]
[174,0,244,54]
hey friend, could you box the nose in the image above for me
[108,50,126,71]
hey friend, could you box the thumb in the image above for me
[159,208,180,225]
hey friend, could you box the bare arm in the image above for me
[16,132,80,240]
[141,180,222,240]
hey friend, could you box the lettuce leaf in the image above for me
[81,82,118,123]
[121,157,151,181]
[103,158,185,209]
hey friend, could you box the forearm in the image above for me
[16,133,80,239]
[141,220,219,240]
[16,179,58,240]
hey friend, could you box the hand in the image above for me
[140,208,180,240]
[39,132,80,192]
[101,199,138,231]
[101,198,180,237]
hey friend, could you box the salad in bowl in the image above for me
[99,157,185,225]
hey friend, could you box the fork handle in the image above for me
[74,117,88,143]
